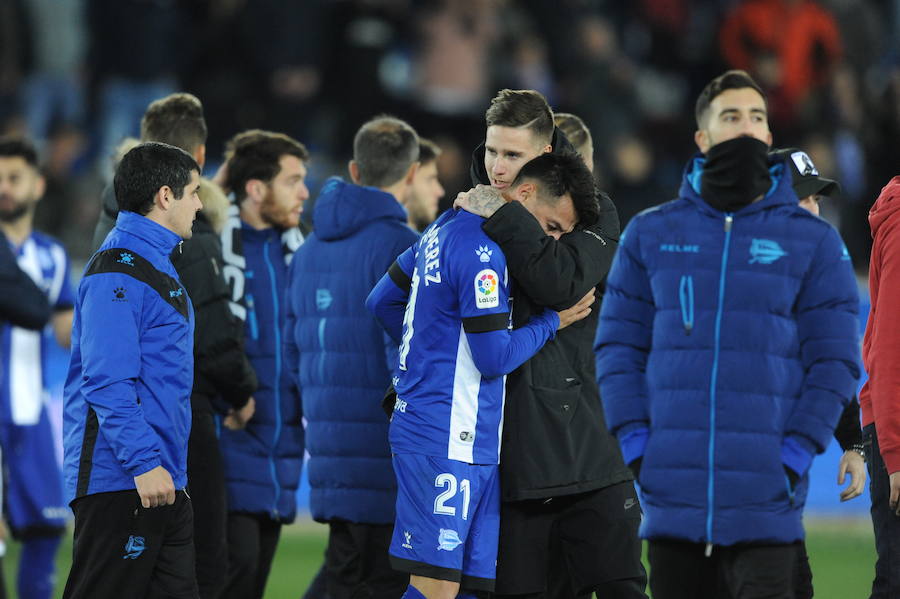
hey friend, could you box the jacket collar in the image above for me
[115,211,182,255]
[678,152,793,218]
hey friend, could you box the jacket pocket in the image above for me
[678,275,694,335]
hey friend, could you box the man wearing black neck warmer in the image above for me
[596,70,860,599]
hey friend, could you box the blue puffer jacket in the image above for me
[285,177,417,524]
[218,223,303,522]
[63,211,194,503]
[595,155,860,547]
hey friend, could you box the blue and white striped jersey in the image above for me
[389,210,557,465]
[1,232,73,425]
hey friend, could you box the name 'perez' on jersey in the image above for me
[391,210,511,465]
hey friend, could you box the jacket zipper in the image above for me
[679,275,694,335]
[262,241,283,519]
[706,212,733,557]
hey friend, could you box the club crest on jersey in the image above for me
[474,269,499,309]
[749,239,787,264]
[437,528,463,551]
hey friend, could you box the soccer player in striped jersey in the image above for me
[0,137,73,599]
[367,152,599,599]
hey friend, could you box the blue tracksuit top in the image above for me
[595,154,860,546]
[218,222,304,522]
[285,177,418,524]
[63,211,194,503]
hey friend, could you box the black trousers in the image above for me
[63,489,198,599]
[325,521,407,599]
[648,539,796,599]
[221,513,281,599]
[188,410,229,599]
[495,483,647,599]
[865,423,900,599]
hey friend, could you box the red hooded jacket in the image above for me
[861,176,900,472]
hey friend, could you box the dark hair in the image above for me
[485,89,554,148]
[418,137,441,166]
[140,93,208,152]
[695,70,767,128]
[0,137,40,169]
[225,130,309,201]
[353,115,419,187]
[554,113,592,153]
[114,142,199,215]
[512,152,599,228]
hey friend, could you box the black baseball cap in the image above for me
[771,148,841,199]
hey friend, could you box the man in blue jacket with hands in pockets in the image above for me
[595,70,861,599]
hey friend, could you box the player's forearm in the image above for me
[466,311,559,379]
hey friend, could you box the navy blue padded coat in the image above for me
[596,155,860,546]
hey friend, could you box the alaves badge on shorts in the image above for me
[474,269,499,309]
[437,528,463,551]
[123,535,146,559]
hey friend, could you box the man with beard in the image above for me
[217,130,310,599]
[284,116,420,599]
[596,70,860,598]
[0,137,74,599]
[404,138,445,232]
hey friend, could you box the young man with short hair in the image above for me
[285,115,421,599]
[368,152,599,599]
[62,142,202,599]
[457,89,645,599]
[596,70,859,598]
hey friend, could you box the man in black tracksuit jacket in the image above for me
[462,106,647,598]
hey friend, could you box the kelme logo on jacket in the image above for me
[749,239,787,264]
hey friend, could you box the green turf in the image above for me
[2,517,877,598]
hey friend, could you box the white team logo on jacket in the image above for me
[474,269,499,309]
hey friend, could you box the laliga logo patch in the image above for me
[474,269,499,309]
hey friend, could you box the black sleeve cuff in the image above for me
[462,313,510,333]
[388,261,412,293]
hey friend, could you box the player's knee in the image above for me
[408,575,459,599]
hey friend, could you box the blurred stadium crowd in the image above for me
[0,0,897,271]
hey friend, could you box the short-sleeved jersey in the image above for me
[1,232,74,425]
[391,210,512,465]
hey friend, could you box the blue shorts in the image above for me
[389,453,500,592]
[0,405,67,535]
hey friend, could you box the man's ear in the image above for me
[541,144,552,155]
[34,175,46,202]
[348,160,361,184]
[694,129,710,154]
[244,179,265,205]
[155,185,173,211]
[194,144,207,170]
[403,161,419,185]
[513,181,537,204]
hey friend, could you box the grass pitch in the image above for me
[3,517,876,598]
